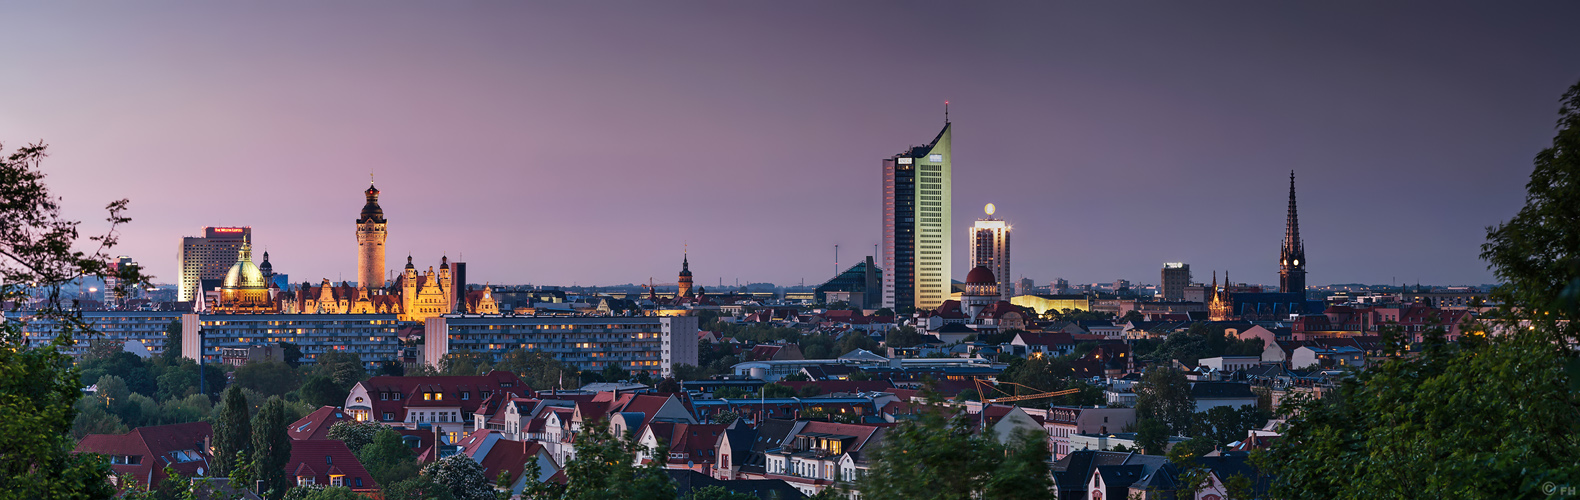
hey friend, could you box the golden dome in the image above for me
[222,242,268,290]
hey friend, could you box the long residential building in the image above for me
[421,314,699,377]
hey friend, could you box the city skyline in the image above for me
[3,3,1577,288]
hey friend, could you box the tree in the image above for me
[884,326,926,349]
[1482,79,1580,345]
[252,397,294,500]
[855,395,1001,499]
[1265,79,1580,499]
[0,140,142,499]
[682,485,758,500]
[326,420,382,454]
[235,361,300,398]
[279,342,303,367]
[311,350,366,390]
[600,363,630,383]
[1134,366,1195,435]
[1134,417,1170,455]
[712,387,749,399]
[711,410,739,426]
[550,418,674,500]
[383,478,457,500]
[760,383,795,399]
[161,320,182,362]
[298,375,346,408]
[212,386,252,476]
[796,384,823,398]
[423,454,494,500]
[358,428,422,486]
[981,430,1055,500]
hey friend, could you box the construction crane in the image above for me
[974,378,1082,404]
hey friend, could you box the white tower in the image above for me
[969,203,1011,301]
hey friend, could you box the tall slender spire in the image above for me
[1280,171,1307,294]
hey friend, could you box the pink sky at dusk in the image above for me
[2,2,1576,288]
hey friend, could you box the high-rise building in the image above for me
[1161,263,1191,301]
[356,184,388,289]
[882,119,952,312]
[969,203,1011,301]
[178,227,251,302]
[1279,172,1307,296]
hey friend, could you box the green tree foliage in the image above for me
[0,141,143,499]
[981,430,1056,500]
[212,386,252,476]
[1134,366,1195,435]
[855,396,1019,499]
[1482,79,1580,344]
[760,383,795,399]
[235,361,300,398]
[78,351,157,397]
[1266,79,1580,499]
[682,485,758,500]
[712,387,749,399]
[326,420,381,454]
[1267,334,1579,498]
[1193,405,1270,447]
[157,394,213,424]
[493,348,580,390]
[796,384,823,398]
[252,397,294,500]
[1134,418,1170,455]
[1133,323,1263,365]
[781,372,811,382]
[532,418,674,500]
[282,485,362,500]
[884,326,927,349]
[161,320,181,361]
[383,477,457,500]
[310,350,366,389]
[711,410,739,426]
[278,342,303,367]
[298,375,345,408]
[358,428,422,486]
[424,454,498,500]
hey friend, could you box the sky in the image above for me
[1,2,1576,289]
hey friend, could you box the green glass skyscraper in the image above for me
[882,119,952,312]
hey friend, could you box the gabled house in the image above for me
[763,421,888,496]
[344,371,534,447]
[1011,332,1076,357]
[283,440,377,492]
[455,430,560,497]
[75,422,214,490]
[636,423,729,474]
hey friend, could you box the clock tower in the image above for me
[1279,171,1306,295]
[357,183,388,289]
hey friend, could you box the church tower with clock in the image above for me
[1279,171,1307,295]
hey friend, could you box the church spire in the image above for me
[1280,171,1307,294]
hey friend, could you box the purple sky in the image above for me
[2,2,1576,289]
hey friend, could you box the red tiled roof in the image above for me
[288,406,352,441]
[355,371,531,422]
[285,440,377,491]
[74,422,213,489]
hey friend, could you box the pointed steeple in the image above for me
[1280,171,1308,294]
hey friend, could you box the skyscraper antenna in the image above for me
[944,101,950,123]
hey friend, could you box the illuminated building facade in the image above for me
[214,241,275,313]
[969,203,1011,301]
[178,226,251,302]
[677,254,694,298]
[882,119,952,312]
[356,183,388,289]
[421,315,700,377]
